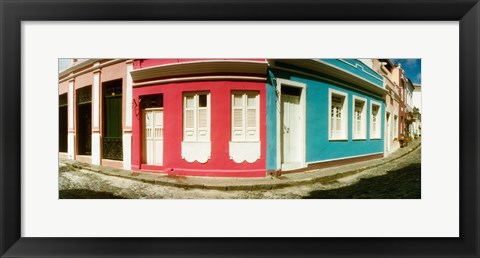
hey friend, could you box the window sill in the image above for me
[370,137,382,140]
[352,138,367,141]
[329,138,348,141]
[229,141,261,163]
[181,141,211,163]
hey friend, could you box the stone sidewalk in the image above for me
[60,139,421,191]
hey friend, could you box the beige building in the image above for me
[59,59,133,169]
[371,59,402,155]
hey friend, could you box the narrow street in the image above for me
[59,146,421,199]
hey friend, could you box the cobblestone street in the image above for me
[59,146,421,199]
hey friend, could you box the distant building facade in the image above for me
[412,83,422,136]
[405,78,415,138]
[58,59,133,169]
[372,59,401,155]
[395,65,408,143]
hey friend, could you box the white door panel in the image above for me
[145,111,153,165]
[281,94,301,169]
[144,109,163,166]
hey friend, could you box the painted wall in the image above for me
[74,72,94,89]
[131,80,267,177]
[59,81,69,95]
[320,59,384,88]
[266,71,277,171]
[266,65,385,170]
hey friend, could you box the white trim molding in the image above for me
[67,133,75,160]
[92,71,100,129]
[337,59,384,82]
[352,95,367,140]
[269,59,388,97]
[91,132,101,165]
[328,88,348,141]
[122,133,132,169]
[370,100,382,140]
[133,75,266,87]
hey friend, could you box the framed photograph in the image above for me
[1,0,478,257]
[57,57,422,200]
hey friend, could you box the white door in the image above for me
[144,108,163,165]
[281,94,301,170]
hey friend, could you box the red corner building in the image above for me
[130,59,268,177]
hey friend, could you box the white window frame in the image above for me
[231,91,260,142]
[183,92,210,142]
[328,89,348,141]
[370,100,382,139]
[352,95,367,140]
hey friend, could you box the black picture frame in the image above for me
[1,0,478,257]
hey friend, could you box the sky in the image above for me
[390,59,421,84]
[58,58,71,71]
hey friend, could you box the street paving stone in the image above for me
[59,139,421,199]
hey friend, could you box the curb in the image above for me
[62,142,421,191]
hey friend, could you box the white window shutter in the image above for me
[353,99,366,139]
[232,108,244,140]
[232,92,259,142]
[232,94,245,141]
[197,107,208,141]
[183,93,210,142]
[246,94,258,141]
[184,95,196,141]
[247,109,256,127]
[331,102,342,139]
[246,108,257,141]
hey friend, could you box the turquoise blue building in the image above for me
[266,59,387,173]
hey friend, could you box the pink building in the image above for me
[130,59,268,177]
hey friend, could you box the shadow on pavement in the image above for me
[303,163,421,199]
[60,189,125,199]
